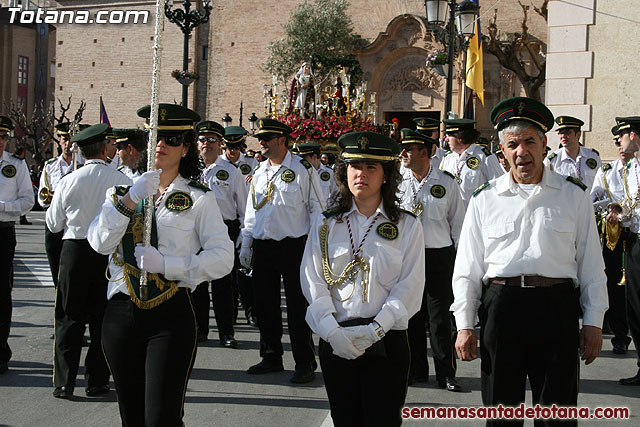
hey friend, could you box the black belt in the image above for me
[489,276,572,288]
[338,317,374,328]
[110,293,130,301]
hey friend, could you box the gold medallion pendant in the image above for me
[2,164,16,178]
[411,201,424,218]
[251,180,274,210]
[165,191,193,212]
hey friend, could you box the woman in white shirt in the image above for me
[88,104,234,427]
[300,131,425,426]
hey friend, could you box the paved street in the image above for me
[1,211,638,426]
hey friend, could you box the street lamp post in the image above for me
[425,0,479,118]
[165,0,213,107]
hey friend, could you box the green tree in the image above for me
[265,0,365,85]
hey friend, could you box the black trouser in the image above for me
[408,245,456,382]
[53,239,110,390]
[479,282,579,427]
[252,236,316,371]
[192,273,235,338]
[320,330,410,427]
[625,233,640,366]
[44,225,64,288]
[102,289,197,427]
[603,231,630,347]
[0,224,16,364]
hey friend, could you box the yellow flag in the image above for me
[465,21,484,105]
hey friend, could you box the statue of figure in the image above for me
[289,62,315,117]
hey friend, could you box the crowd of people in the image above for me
[0,94,639,426]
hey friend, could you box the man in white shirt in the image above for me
[544,116,601,191]
[240,118,323,384]
[114,128,146,179]
[0,116,34,374]
[46,124,131,399]
[452,97,608,416]
[296,141,336,209]
[413,117,446,170]
[398,129,465,392]
[221,126,257,177]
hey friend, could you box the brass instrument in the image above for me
[38,166,53,205]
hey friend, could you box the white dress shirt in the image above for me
[87,176,235,298]
[201,156,248,223]
[450,168,608,331]
[544,146,601,191]
[46,160,132,239]
[316,164,337,209]
[221,152,257,178]
[440,143,504,208]
[610,157,640,233]
[398,167,465,248]
[243,151,324,241]
[431,146,446,170]
[0,151,34,222]
[38,155,77,208]
[300,202,425,340]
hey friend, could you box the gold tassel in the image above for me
[605,221,622,251]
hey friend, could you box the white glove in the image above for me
[129,169,162,204]
[0,201,5,212]
[327,327,364,360]
[342,323,382,352]
[239,245,253,269]
[134,244,165,274]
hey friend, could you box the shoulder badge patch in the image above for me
[466,157,480,170]
[281,169,296,183]
[216,169,229,181]
[188,180,211,193]
[586,158,598,170]
[165,191,194,212]
[240,164,252,175]
[322,207,341,218]
[377,222,399,240]
[300,159,312,169]
[320,171,331,181]
[472,181,490,197]
[566,176,587,191]
[1,164,17,178]
[430,184,446,198]
[114,186,131,197]
[602,163,612,172]
[547,152,557,161]
[442,170,456,180]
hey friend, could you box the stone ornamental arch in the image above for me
[355,14,464,124]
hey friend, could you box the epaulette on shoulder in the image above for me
[547,152,557,161]
[117,164,126,171]
[444,150,452,157]
[566,176,587,191]
[114,185,131,197]
[300,159,312,169]
[442,170,456,180]
[46,157,57,165]
[253,164,260,174]
[322,207,341,218]
[11,153,24,161]
[401,208,417,218]
[591,148,600,157]
[480,146,492,156]
[472,181,491,197]
[602,163,612,172]
[188,180,211,192]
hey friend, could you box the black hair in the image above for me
[328,159,403,223]
[450,128,480,145]
[80,140,105,159]
[174,130,201,180]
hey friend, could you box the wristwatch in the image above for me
[372,320,386,339]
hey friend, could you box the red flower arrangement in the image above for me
[278,114,377,142]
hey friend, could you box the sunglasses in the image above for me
[199,136,220,143]
[257,134,278,142]
[615,140,621,147]
[160,135,184,147]
[115,142,129,150]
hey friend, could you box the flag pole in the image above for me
[140,0,165,300]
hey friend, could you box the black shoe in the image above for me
[247,359,284,375]
[53,386,74,399]
[220,335,238,349]
[247,313,257,327]
[197,331,208,343]
[86,385,110,397]
[438,377,463,392]
[612,343,628,354]
[20,216,31,225]
[290,369,316,384]
[0,360,7,374]
[620,370,640,385]
[408,374,429,386]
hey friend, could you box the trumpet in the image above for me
[38,186,54,205]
